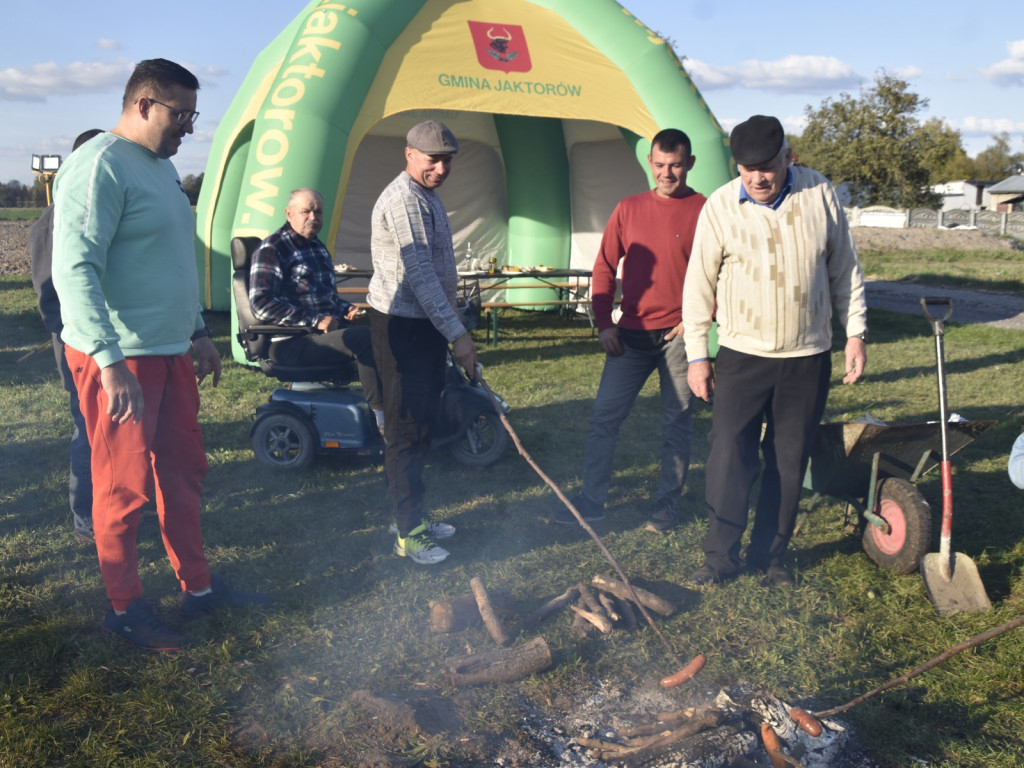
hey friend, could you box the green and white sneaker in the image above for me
[394,524,450,565]
[388,520,456,539]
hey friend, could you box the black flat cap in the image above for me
[730,115,784,166]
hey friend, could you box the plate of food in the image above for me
[536,265,555,272]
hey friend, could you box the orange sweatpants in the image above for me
[65,348,211,611]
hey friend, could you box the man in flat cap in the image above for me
[682,115,867,587]
[367,120,477,565]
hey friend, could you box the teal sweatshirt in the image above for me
[51,132,203,369]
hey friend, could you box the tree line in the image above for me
[0,173,204,209]
[792,72,1024,209]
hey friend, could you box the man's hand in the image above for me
[101,361,144,424]
[843,337,867,384]
[598,327,622,356]
[452,332,477,378]
[316,315,339,332]
[664,321,684,342]
[192,336,222,387]
[344,305,366,322]
[687,359,714,403]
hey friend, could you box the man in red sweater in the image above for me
[554,128,706,531]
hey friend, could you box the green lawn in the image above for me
[2,267,1024,767]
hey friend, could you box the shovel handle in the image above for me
[921,296,953,334]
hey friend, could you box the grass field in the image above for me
[2,257,1024,766]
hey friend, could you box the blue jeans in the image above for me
[55,336,92,536]
[580,329,693,511]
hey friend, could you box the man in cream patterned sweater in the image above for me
[683,115,868,588]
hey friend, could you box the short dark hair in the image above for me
[651,128,692,157]
[122,58,200,111]
[72,129,104,152]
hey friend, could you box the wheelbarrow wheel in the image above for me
[861,477,932,574]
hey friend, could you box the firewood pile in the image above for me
[429,573,677,687]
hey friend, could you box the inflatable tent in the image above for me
[193,0,734,361]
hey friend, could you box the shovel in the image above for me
[920,296,991,615]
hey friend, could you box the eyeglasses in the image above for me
[143,98,199,128]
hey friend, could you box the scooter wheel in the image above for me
[861,477,932,574]
[449,410,508,467]
[251,411,316,469]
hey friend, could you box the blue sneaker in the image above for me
[179,574,269,617]
[102,598,190,652]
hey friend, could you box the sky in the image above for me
[1,0,1022,187]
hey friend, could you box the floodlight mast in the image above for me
[30,154,62,206]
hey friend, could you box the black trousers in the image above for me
[368,308,447,536]
[269,324,382,411]
[702,347,831,575]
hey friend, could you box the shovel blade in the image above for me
[922,552,991,615]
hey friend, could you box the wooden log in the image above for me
[570,604,614,634]
[577,582,603,613]
[617,594,638,630]
[444,636,552,686]
[470,576,509,646]
[589,708,723,763]
[591,574,676,616]
[521,586,579,630]
[429,589,513,633]
[597,591,621,623]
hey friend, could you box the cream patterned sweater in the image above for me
[682,165,867,360]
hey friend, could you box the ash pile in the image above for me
[513,683,879,768]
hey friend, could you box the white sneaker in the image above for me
[394,525,450,565]
[388,520,456,539]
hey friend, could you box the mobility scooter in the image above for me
[230,237,509,470]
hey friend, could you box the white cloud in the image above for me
[0,59,133,101]
[686,54,861,94]
[955,116,1024,136]
[97,38,122,50]
[980,39,1024,86]
[892,65,924,81]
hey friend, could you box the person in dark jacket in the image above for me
[29,127,104,539]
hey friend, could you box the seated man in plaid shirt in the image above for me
[250,188,383,427]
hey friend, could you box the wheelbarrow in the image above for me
[801,418,995,574]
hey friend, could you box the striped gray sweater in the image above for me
[367,172,465,342]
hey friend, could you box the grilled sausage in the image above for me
[659,652,706,688]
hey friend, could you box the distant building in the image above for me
[987,176,1024,213]
[929,180,997,211]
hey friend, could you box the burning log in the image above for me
[469,576,509,646]
[581,707,724,763]
[521,586,579,630]
[591,574,675,616]
[444,636,551,686]
[429,589,513,633]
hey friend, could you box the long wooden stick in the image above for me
[474,369,689,672]
[814,612,1024,718]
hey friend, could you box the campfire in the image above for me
[421,574,879,767]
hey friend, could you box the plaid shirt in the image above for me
[249,223,353,327]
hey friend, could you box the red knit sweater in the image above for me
[591,188,706,332]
